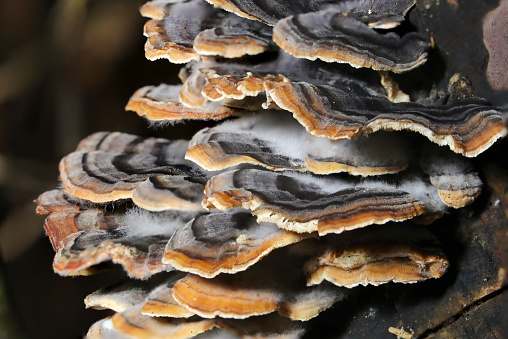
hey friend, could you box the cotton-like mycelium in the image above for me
[36,0,508,337]
[186,112,410,175]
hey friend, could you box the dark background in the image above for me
[0,0,202,337]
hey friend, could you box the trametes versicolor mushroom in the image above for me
[35,0,508,338]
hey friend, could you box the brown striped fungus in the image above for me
[36,0,508,337]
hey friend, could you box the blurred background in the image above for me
[0,0,206,337]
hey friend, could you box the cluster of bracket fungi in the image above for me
[36,0,507,338]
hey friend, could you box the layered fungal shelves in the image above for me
[36,0,508,338]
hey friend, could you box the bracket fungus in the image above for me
[202,169,454,235]
[141,278,197,318]
[85,274,178,313]
[126,84,242,122]
[272,10,429,72]
[305,223,449,288]
[203,0,416,27]
[34,0,508,337]
[170,246,345,321]
[268,82,507,157]
[185,51,383,106]
[186,113,409,175]
[421,145,483,208]
[142,0,273,62]
[87,310,305,339]
[59,132,207,211]
[36,189,199,278]
[164,211,310,277]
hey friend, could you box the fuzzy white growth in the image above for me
[246,220,281,238]
[425,149,482,190]
[283,171,393,194]
[431,173,482,190]
[119,209,195,238]
[98,318,116,334]
[428,156,471,174]
[398,177,447,215]
[197,111,407,168]
[86,285,149,313]
[280,282,344,321]
[146,83,183,101]
[288,170,446,216]
[87,317,123,338]
[292,286,346,305]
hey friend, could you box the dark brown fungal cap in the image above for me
[164,211,310,278]
[143,0,272,61]
[202,169,426,235]
[144,18,199,64]
[273,10,429,73]
[186,112,409,175]
[36,189,91,252]
[59,132,207,210]
[142,0,211,63]
[344,0,417,29]
[305,223,449,287]
[199,51,383,103]
[268,82,507,157]
[126,84,241,122]
[171,245,344,320]
[37,189,198,278]
[204,0,415,27]
[52,208,197,278]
